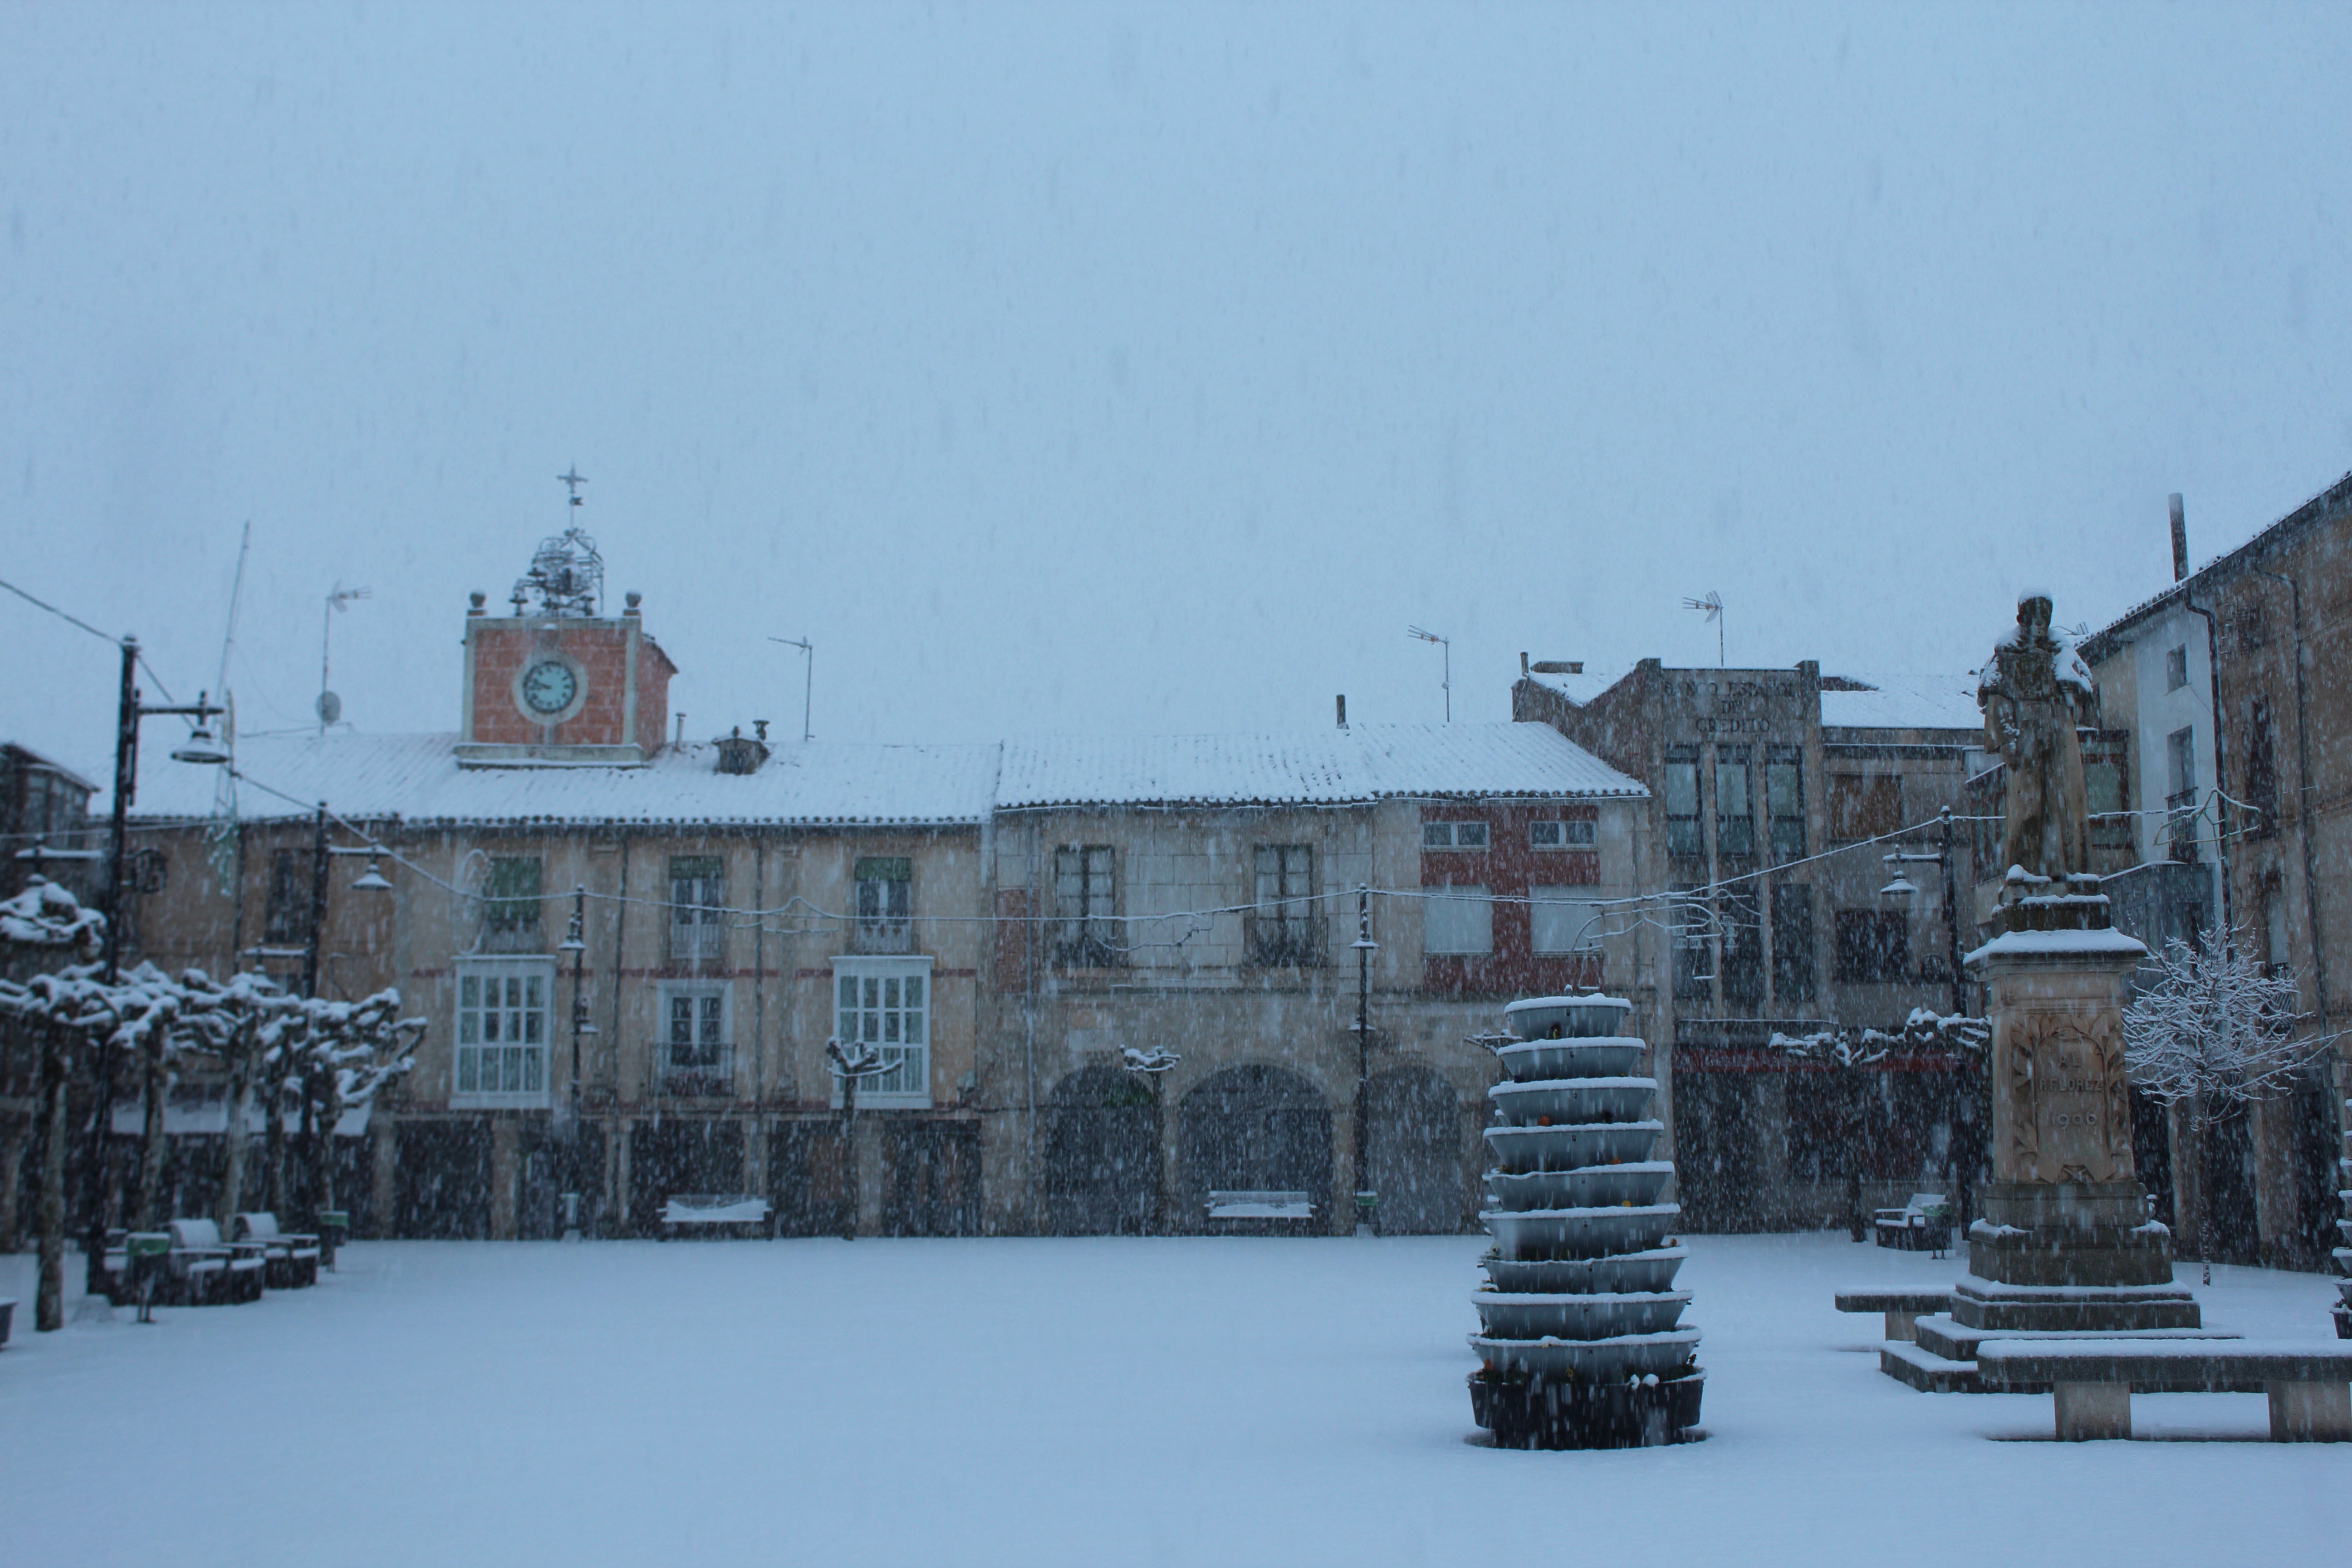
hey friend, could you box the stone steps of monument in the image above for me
[1880,1338,1991,1393]
[1911,1312,2239,1369]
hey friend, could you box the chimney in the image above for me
[2170,493,2189,582]
[468,591,486,618]
[675,713,686,748]
[1520,652,1529,676]
[1336,695,1347,729]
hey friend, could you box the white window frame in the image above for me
[657,980,732,1084]
[1530,887,1606,954]
[1528,819,1597,850]
[452,956,555,1109]
[1423,884,1494,955]
[1422,821,1490,851]
[829,955,934,1110]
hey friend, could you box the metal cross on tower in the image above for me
[558,466,588,506]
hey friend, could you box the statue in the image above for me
[1978,592,2097,881]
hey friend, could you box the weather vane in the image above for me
[558,466,588,506]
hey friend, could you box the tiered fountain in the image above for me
[1468,994,1703,1448]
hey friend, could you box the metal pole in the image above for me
[569,886,588,1126]
[85,636,139,1292]
[1353,884,1373,1231]
[1939,806,1964,1018]
[803,644,813,743]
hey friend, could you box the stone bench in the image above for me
[1976,1340,2352,1441]
[659,1195,772,1238]
[1833,1291,1951,1343]
[1205,1191,1316,1230]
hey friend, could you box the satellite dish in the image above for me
[317,691,342,725]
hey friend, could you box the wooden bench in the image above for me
[659,1194,772,1239]
[1976,1340,2352,1441]
[1872,1194,1952,1255]
[1833,1290,1951,1343]
[234,1212,321,1289]
[1205,1191,1316,1231]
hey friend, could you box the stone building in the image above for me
[2078,475,2352,1269]
[1513,658,1987,1229]
[984,725,1648,1235]
[113,566,1000,1240]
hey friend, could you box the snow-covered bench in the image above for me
[1833,1290,1951,1343]
[1205,1190,1316,1230]
[162,1218,265,1304]
[1975,1341,2352,1441]
[1872,1194,1951,1255]
[234,1212,320,1289]
[659,1194,772,1239]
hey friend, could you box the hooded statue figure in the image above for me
[1979,592,2098,882]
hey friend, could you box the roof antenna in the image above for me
[1682,591,1725,666]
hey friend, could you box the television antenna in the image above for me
[769,636,814,742]
[320,581,372,732]
[1406,625,1451,722]
[1682,591,1724,666]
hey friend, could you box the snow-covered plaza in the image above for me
[3,1233,2343,1566]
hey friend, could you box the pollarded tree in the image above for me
[288,989,424,1228]
[2121,924,2337,1283]
[0,878,103,1331]
[172,970,300,1230]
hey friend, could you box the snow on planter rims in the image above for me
[1470,993,1702,1446]
[0,1238,2344,1568]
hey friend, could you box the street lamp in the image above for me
[1881,805,1976,1227]
[555,885,597,1237]
[84,637,228,1291]
[1121,1045,1181,1234]
[1351,883,1380,1234]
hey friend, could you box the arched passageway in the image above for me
[1040,1065,1159,1235]
[1177,1064,1332,1229]
[1364,1065,1468,1233]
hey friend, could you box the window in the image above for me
[483,856,543,951]
[1530,888,1603,954]
[669,855,724,962]
[2165,644,2188,692]
[1528,818,1597,850]
[1250,845,1321,965]
[454,959,552,1107]
[1771,884,1815,1002]
[1715,746,1755,858]
[264,848,313,946]
[1422,884,1493,955]
[1827,774,1901,843]
[2264,887,2291,976]
[659,983,731,1095]
[1421,821,1490,850]
[1663,752,1703,858]
[1834,910,1909,984]
[1053,846,1118,965]
[1719,888,1763,1003]
[1765,746,1805,862]
[832,957,931,1108]
[1671,886,1710,1001]
[855,856,913,951]
[2166,728,2199,863]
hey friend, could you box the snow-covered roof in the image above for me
[121,733,1003,828]
[3,740,99,794]
[995,723,1645,808]
[1818,675,1983,733]
[1517,664,1632,706]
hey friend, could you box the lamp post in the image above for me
[1351,883,1380,1235]
[1881,805,1975,1223]
[1120,1045,1180,1233]
[556,886,596,1238]
[84,637,227,1291]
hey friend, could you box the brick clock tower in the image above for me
[456,524,675,766]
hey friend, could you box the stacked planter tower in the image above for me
[1468,994,1703,1448]
[2335,1083,2350,1340]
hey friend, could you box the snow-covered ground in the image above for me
[2,1233,2343,1567]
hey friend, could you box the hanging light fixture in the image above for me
[351,852,394,892]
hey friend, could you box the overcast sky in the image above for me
[6,2,2351,785]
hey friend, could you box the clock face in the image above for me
[520,659,578,716]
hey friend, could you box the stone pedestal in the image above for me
[1884,882,2225,1392]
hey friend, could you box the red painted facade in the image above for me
[1420,801,1604,996]
[464,617,676,753]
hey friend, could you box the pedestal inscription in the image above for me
[1998,1007,2132,1185]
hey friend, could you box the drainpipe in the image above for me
[2248,565,2330,1026]
[2174,586,2229,936]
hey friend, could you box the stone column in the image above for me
[370,1119,398,1239]
[489,1118,519,1240]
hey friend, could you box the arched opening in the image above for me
[1364,1065,1468,1233]
[1041,1065,1159,1235]
[1177,1064,1332,1230]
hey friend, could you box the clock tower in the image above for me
[456,525,676,766]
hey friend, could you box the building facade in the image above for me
[2080,476,2352,1269]
[1514,658,1989,1230]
